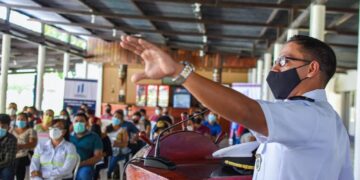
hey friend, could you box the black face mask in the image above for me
[266,64,308,99]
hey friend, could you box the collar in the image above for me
[301,89,327,102]
[46,139,65,149]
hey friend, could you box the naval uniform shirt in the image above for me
[251,89,353,180]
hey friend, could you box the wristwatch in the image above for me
[171,61,195,84]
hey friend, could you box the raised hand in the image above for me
[120,36,182,82]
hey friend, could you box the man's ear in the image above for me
[307,61,321,78]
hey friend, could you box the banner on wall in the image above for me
[231,83,261,100]
[63,78,98,112]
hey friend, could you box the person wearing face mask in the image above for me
[150,105,162,122]
[10,113,37,180]
[101,104,113,120]
[7,102,17,129]
[139,109,151,138]
[30,119,77,180]
[203,112,222,139]
[0,114,17,180]
[187,116,211,137]
[120,35,353,179]
[34,109,54,133]
[70,113,103,180]
[105,109,131,178]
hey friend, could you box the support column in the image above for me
[0,34,11,113]
[35,45,46,111]
[262,53,272,100]
[354,3,360,179]
[63,53,70,78]
[287,28,299,41]
[83,60,88,79]
[310,4,326,41]
[256,60,263,85]
[273,43,283,61]
[248,68,257,84]
[96,63,103,116]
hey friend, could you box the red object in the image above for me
[127,131,253,179]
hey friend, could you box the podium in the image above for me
[125,131,253,180]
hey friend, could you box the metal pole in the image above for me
[63,53,70,78]
[83,60,88,79]
[0,34,11,113]
[262,53,272,100]
[256,60,263,85]
[96,63,103,116]
[35,45,46,111]
[353,2,360,179]
[287,28,299,41]
[273,43,283,61]
[310,4,326,41]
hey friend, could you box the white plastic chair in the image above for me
[73,153,81,180]
[118,153,133,180]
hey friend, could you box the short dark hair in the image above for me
[17,112,28,120]
[139,108,146,115]
[114,109,124,117]
[287,35,336,84]
[0,114,11,125]
[133,111,142,117]
[51,119,67,128]
[75,112,88,121]
[87,109,95,115]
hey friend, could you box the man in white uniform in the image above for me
[120,35,353,180]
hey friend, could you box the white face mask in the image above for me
[49,128,63,140]
[155,109,161,115]
[7,108,16,116]
[187,125,194,131]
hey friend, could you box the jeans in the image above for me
[107,154,126,177]
[14,156,30,180]
[75,166,94,180]
[0,166,14,180]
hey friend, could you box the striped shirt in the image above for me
[30,139,78,179]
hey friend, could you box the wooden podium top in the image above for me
[126,161,253,180]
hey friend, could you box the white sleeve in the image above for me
[253,100,319,146]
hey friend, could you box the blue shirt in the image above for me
[203,121,222,137]
[70,131,103,161]
[120,121,139,137]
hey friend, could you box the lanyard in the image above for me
[288,96,315,102]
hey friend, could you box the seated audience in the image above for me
[7,102,17,129]
[34,109,54,133]
[105,110,133,177]
[0,114,17,180]
[87,109,101,127]
[70,113,103,180]
[203,112,222,140]
[101,104,113,120]
[30,119,77,180]
[10,112,37,180]
[139,109,151,138]
[90,125,112,180]
[152,120,170,140]
[188,116,211,137]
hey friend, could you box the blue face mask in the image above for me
[0,128,7,138]
[112,117,121,126]
[16,120,27,128]
[208,114,217,124]
[73,122,86,134]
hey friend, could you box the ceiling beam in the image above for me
[29,19,268,41]
[131,0,358,14]
[327,2,358,28]
[0,3,355,29]
[129,0,166,42]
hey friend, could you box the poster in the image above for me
[63,78,98,112]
